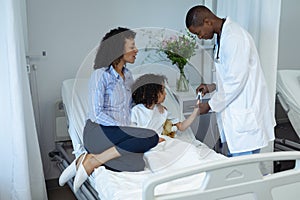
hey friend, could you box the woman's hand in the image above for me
[158,137,165,143]
[157,103,166,114]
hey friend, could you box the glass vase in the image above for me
[176,72,189,92]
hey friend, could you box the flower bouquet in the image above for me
[158,31,198,92]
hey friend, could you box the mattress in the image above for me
[276,69,300,137]
[94,137,225,200]
[62,78,89,156]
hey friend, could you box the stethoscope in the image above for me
[214,18,226,64]
[214,36,221,63]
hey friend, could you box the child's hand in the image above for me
[196,91,202,105]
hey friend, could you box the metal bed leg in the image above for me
[275,138,300,151]
[274,138,298,173]
[49,141,100,200]
[55,142,73,163]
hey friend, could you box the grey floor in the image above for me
[46,179,76,200]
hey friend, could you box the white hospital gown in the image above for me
[131,104,179,134]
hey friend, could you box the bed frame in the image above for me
[143,151,300,200]
[50,143,300,200]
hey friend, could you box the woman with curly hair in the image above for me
[59,27,159,193]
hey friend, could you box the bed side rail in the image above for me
[143,151,300,200]
[276,92,290,113]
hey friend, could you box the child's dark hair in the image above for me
[132,74,168,108]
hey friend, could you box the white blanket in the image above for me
[94,136,225,200]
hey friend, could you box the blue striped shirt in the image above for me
[88,66,134,126]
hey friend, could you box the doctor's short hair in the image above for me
[94,27,136,69]
[186,5,215,28]
[132,74,168,108]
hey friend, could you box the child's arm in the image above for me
[175,107,200,131]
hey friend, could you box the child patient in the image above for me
[131,73,200,138]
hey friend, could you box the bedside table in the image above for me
[170,85,212,116]
[170,86,220,150]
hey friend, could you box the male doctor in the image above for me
[185,5,276,156]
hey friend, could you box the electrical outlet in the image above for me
[26,64,31,73]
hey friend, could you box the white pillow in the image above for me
[130,63,179,87]
[132,73,144,80]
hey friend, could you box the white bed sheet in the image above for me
[277,69,300,137]
[94,136,225,200]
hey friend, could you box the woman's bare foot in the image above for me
[75,147,121,176]
[75,154,84,169]
[81,154,103,176]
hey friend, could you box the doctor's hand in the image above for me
[197,102,210,115]
[196,83,216,95]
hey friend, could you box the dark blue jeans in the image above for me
[83,119,158,172]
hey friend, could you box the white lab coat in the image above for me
[209,17,276,153]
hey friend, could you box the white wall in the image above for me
[278,0,300,69]
[26,0,201,179]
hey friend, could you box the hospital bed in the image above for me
[276,69,300,138]
[276,69,300,152]
[50,46,300,199]
[274,69,300,172]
